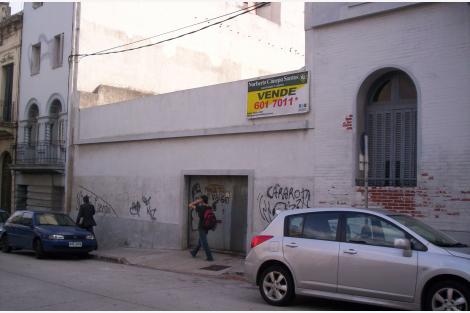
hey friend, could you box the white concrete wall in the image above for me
[18,2,72,133]
[76,1,304,100]
[74,74,315,249]
[306,3,470,239]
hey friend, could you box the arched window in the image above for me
[46,100,62,143]
[26,104,39,145]
[366,71,417,187]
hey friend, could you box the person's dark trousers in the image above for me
[191,228,214,261]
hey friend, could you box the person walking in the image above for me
[189,195,214,261]
[76,195,97,234]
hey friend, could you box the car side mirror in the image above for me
[394,238,412,257]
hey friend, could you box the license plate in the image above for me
[69,241,83,248]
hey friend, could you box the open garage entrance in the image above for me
[187,175,248,254]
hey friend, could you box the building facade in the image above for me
[12,2,305,213]
[305,2,470,243]
[72,2,470,252]
[13,3,72,211]
[0,5,22,213]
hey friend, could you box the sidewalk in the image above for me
[91,247,246,281]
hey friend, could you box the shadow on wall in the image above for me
[75,185,171,249]
[93,215,180,250]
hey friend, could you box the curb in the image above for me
[92,253,247,282]
[92,253,130,265]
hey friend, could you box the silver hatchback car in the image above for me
[245,208,470,310]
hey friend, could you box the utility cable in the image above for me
[91,2,266,55]
[70,2,268,60]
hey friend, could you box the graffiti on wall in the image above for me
[76,185,118,216]
[128,195,157,221]
[191,183,202,201]
[205,184,232,214]
[258,184,312,223]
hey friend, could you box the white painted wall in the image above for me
[306,3,470,236]
[18,2,72,132]
[74,73,315,249]
[76,1,304,98]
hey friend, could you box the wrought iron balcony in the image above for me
[14,141,66,167]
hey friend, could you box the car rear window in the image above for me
[286,215,304,237]
[285,212,340,241]
[303,212,339,241]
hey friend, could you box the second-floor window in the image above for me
[53,33,64,68]
[1,63,13,122]
[31,43,41,75]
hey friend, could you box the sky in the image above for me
[9,1,23,14]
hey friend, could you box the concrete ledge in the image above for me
[78,120,311,145]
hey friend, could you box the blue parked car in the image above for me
[0,209,9,226]
[0,209,9,240]
[0,210,97,258]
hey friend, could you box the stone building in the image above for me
[0,4,22,213]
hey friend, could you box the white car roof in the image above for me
[277,207,396,218]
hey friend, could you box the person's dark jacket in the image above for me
[76,203,96,228]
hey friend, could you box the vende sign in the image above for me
[246,71,309,119]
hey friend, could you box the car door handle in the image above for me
[343,249,357,255]
[285,243,298,248]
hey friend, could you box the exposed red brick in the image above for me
[342,114,353,130]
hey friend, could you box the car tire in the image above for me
[424,280,470,311]
[1,235,11,253]
[259,265,295,306]
[33,238,45,259]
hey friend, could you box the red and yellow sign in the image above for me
[247,71,309,118]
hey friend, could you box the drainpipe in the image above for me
[364,134,369,209]
[64,2,80,214]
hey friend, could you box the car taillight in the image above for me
[250,235,273,248]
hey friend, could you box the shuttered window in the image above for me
[366,72,417,187]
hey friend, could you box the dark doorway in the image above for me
[1,152,12,212]
[188,175,248,254]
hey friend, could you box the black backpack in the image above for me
[202,207,217,231]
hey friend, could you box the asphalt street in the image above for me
[0,251,383,310]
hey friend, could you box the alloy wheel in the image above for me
[431,287,468,311]
[262,271,288,302]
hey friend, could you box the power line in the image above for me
[70,2,269,60]
[91,2,266,56]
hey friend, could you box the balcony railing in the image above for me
[15,141,66,166]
